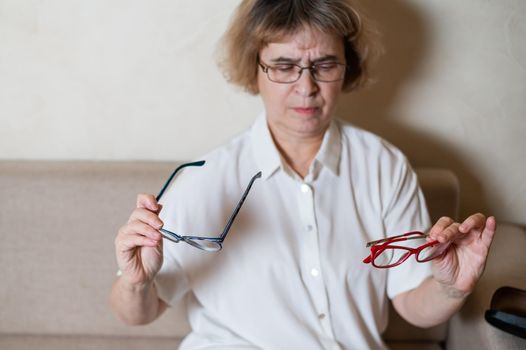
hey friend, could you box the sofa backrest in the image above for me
[0,161,458,340]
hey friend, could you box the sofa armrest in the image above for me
[446,223,526,350]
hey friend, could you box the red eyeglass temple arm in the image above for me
[365,231,429,247]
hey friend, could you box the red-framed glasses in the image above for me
[362,231,452,268]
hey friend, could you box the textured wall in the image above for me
[0,0,524,225]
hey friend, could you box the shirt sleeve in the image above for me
[154,246,191,306]
[381,152,433,299]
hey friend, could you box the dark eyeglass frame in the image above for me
[362,231,452,268]
[258,60,347,83]
[156,160,262,252]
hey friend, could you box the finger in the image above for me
[127,207,164,229]
[481,216,497,247]
[119,221,162,241]
[429,216,455,238]
[435,222,461,243]
[459,213,486,233]
[136,193,159,212]
[116,232,160,251]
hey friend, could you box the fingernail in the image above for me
[459,224,467,232]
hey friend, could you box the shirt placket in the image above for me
[297,180,340,350]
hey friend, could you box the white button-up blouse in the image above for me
[155,114,432,350]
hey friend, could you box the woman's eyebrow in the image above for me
[269,56,301,63]
[269,55,340,64]
[311,55,340,63]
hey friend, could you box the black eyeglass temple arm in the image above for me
[219,171,262,239]
[156,160,206,201]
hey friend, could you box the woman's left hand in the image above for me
[428,213,497,297]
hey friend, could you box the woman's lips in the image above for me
[293,107,319,115]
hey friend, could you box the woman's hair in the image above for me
[217,0,382,95]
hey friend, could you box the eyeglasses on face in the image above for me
[156,161,262,252]
[362,231,452,268]
[258,60,347,84]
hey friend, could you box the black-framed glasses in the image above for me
[156,161,262,252]
[258,60,347,83]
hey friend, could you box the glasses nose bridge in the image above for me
[296,64,316,81]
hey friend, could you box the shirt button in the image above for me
[311,268,319,277]
[319,313,326,320]
[306,224,313,231]
[300,183,310,193]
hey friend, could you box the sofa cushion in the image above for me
[0,335,444,350]
[0,334,181,350]
[0,161,188,337]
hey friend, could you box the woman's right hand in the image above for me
[115,194,164,287]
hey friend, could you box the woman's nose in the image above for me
[294,69,319,97]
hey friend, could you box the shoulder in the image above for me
[336,119,409,166]
[195,128,257,179]
[161,127,257,202]
[336,119,417,205]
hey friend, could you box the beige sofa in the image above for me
[0,161,525,350]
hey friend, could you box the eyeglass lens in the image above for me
[265,63,345,83]
[159,229,222,252]
[183,237,222,252]
[373,241,450,267]
[374,248,411,267]
[417,241,451,262]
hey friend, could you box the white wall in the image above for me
[1,0,524,225]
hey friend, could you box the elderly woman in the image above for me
[110,1,496,349]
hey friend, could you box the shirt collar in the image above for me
[250,113,341,180]
[314,118,341,177]
[250,113,282,180]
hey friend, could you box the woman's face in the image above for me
[257,27,345,141]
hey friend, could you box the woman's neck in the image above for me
[269,126,326,179]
